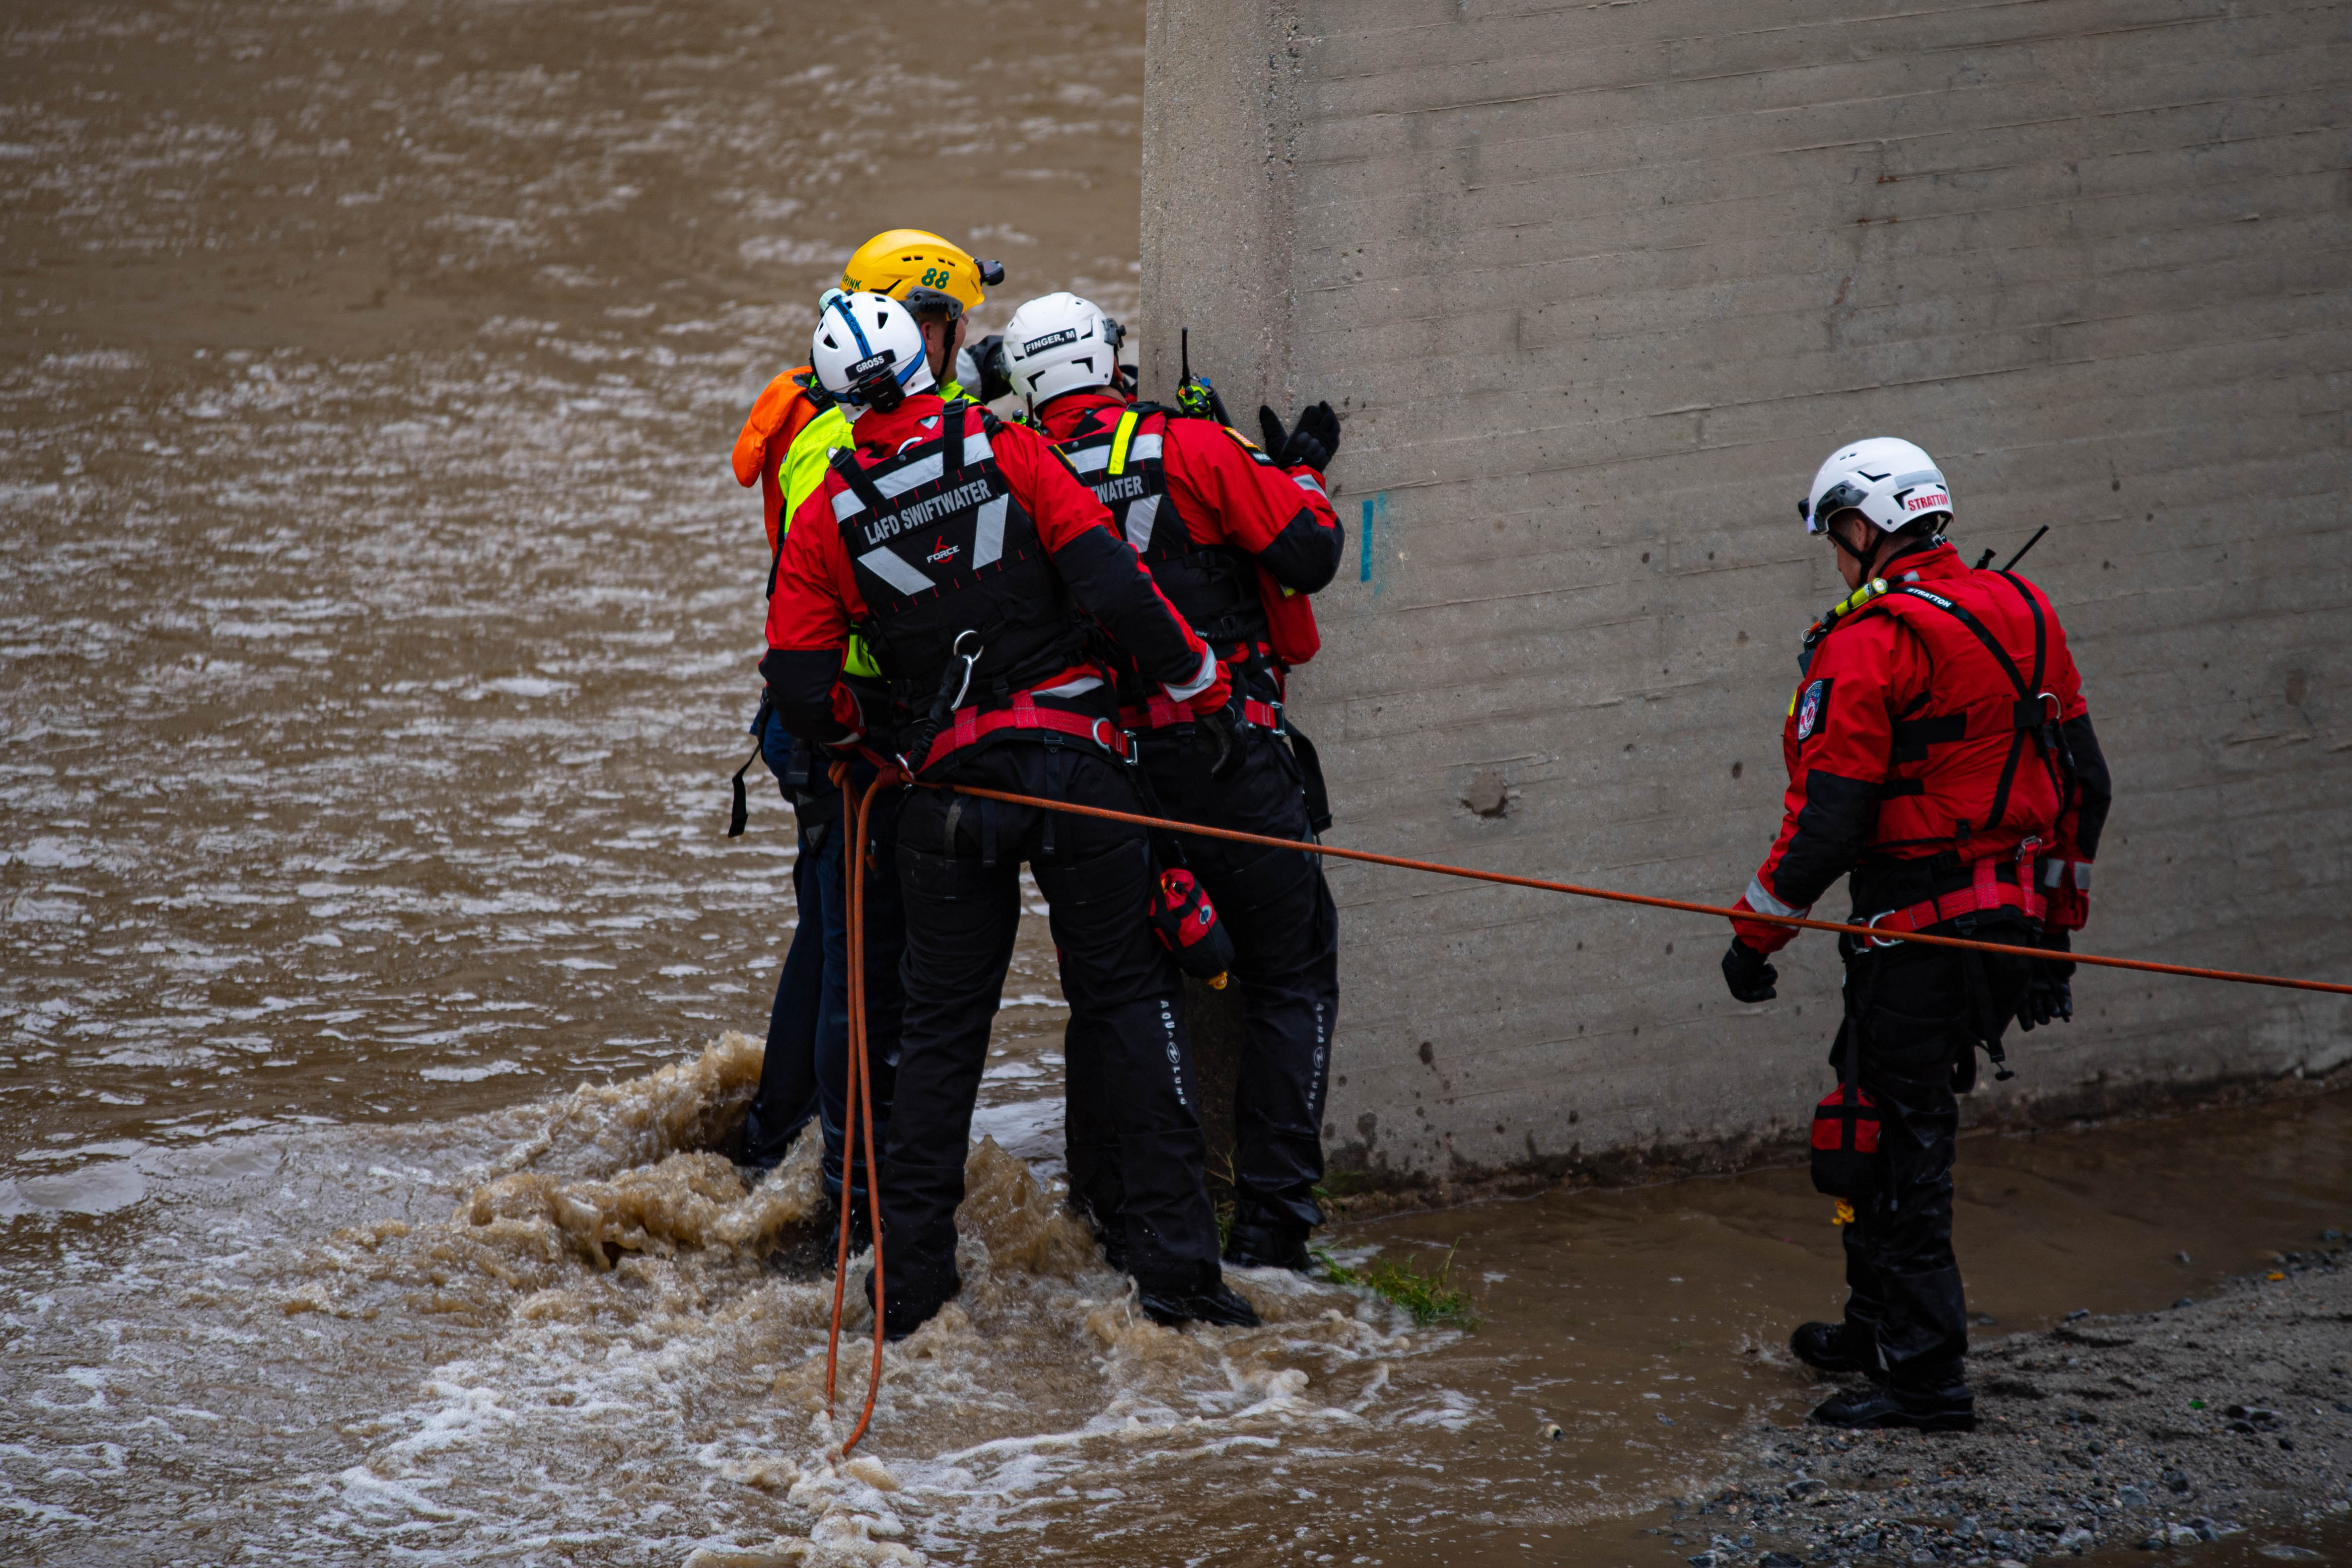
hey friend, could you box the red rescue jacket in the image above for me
[1038,391,1343,702]
[1733,543,2110,952]
[761,394,1226,762]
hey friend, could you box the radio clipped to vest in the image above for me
[1796,576,1890,680]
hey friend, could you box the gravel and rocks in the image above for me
[1656,1241,2352,1564]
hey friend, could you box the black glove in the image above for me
[1722,938,1778,1003]
[1193,705,1245,781]
[2017,928,2076,1031]
[1257,401,1341,471]
[971,334,1014,404]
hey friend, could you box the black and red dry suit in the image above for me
[764,391,1236,1330]
[1039,390,1346,1268]
[1730,539,2112,1393]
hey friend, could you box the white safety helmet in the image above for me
[1801,437,1953,540]
[1000,292,1124,411]
[810,289,935,418]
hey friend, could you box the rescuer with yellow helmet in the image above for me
[733,231,1006,1204]
[732,231,1007,559]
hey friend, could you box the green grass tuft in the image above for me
[1315,1241,1480,1329]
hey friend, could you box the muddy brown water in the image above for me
[3,3,2348,1563]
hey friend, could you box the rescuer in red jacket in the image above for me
[997,292,1348,1274]
[1723,437,2112,1432]
[765,291,1257,1337]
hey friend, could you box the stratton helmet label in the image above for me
[1796,677,1831,742]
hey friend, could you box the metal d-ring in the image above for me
[947,630,982,711]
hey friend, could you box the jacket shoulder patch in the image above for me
[1221,425,1275,464]
[1796,677,1833,742]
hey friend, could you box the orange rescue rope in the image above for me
[794,758,2345,1461]
[919,781,2352,997]
[822,767,890,1456]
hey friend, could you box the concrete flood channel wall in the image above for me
[1139,0,2351,1198]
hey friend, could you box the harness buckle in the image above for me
[1862,910,1903,950]
[947,629,983,712]
[1090,717,1118,755]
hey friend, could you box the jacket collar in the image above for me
[1880,540,1964,584]
[850,393,952,455]
[1037,389,1129,441]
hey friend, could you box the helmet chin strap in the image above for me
[1829,517,1940,578]
[1826,519,1878,571]
[1874,532,1941,577]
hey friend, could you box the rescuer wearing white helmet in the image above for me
[1718,436,2113,1430]
[765,290,1264,1336]
[1801,437,1958,584]
[1004,290,1349,1276]
[809,289,934,414]
[732,234,1007,1224]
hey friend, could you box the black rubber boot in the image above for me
[1137,1279,1263,1329]
[1808,1381,1975,1433]
[865,1261,960,1343]
[1224,1219,1315,1274]
[1791,1320,1883,1380]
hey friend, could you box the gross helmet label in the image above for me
[1796,678,1831,742]
[847,350,895,378]
[1022,327,1079,354]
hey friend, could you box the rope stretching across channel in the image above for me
[809,761,2348,1457]
[920,781,2352,997]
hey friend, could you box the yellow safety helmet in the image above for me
[837,229,1004,320]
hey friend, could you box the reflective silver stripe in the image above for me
[1063,443,1112,475]
[872,453,943,500]
[971,495,1008,568]
[2072,862,2090,891]
[1164,645,1218,703]
[832,487,865,522]
[857,547,934,597]
[2042,859,2064,888]
[1291,471,1326,497]
[1743,875,1806,920]
[1128,433,1163,462]
[962,430,994,467]
[1122,493,1160,554]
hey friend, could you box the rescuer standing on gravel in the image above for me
[733,231,1008,1206]
[1000,292,1347,1273]
[1721,438,2112,1431]
[765,290,1260,1336]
